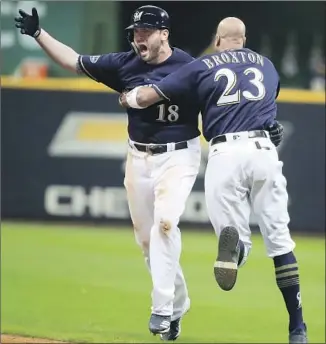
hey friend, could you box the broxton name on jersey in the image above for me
[153,48,280,141]
[78,48,200,144]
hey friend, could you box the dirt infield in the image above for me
[1,335,65,344]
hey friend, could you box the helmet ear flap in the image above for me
[127,30,140,56]
[130,41,140,55]
[127,29,134,44]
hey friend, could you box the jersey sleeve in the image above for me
[152,60,199,101]
[77,52,127,92]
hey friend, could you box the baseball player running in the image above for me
[14,5,201,340]
[120,17,308,344]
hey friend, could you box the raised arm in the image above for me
[15,7,79,73]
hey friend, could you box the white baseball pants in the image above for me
[204,132,295,260]
[124,137,201,320]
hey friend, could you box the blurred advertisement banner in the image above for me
[2,88,325,233]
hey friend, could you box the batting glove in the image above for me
[14,7,41,38]
[266,120,284,147]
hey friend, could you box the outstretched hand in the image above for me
[14,7,41,38]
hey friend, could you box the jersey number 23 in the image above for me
[215,67,266,106]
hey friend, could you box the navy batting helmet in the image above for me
[125,5,170,53]
[125,5,170,31]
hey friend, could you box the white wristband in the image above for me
[125,86,146,109]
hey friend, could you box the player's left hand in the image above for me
[266,120,284,147]
[119,92,130,108]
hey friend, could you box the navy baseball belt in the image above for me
[131,141,188,155]
[211,130,268,146]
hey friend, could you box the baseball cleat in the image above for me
[160,300,190,341]
[149,314,171,335]
[159,317,181,341]
[214,226,240,291]
[289,323,308,343]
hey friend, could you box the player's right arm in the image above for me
[14,7,125,91]
[37,30,79,73]
[15,8,78,73]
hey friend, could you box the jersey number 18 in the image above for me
[156,104,180,122]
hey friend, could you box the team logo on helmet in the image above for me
[133,11,143,22]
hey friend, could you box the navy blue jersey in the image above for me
[153,48,280,142]
[78,48,200,144]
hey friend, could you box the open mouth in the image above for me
[138,44,148,54]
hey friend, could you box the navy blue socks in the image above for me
[273,252,304,332]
